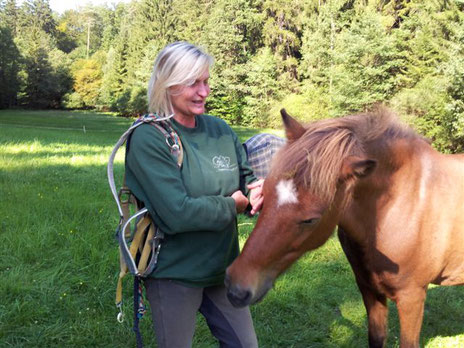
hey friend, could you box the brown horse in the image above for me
[226,108,464,348]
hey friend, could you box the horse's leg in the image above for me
[395,287,427,348]
[338,228,388,348]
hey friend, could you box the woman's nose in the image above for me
[197,83,210,97]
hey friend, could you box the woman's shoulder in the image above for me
[129,122,170,151]
[199,114,233,131]
[133,122,167,138]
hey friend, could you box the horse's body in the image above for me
[226,109,464,348]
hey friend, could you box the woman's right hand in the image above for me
[231,190,249,213]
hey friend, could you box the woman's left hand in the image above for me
[247,179,264,215]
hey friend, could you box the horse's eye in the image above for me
[301,218,320,226]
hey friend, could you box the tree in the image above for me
[70,57,103,107]
[48,48,73,107]
[0,0,18,34]
[14,0,73,108]
[0,25,21,107]
[99,5,123,52]
[242,47,282,126]
[262,0,305,87]
[19,0,56,36]
[388,0,464,152]
[202,0,264,124]
[55,13,78,53]
[444,55,464,152]
[98,7,132,113]
[126,0,180,94]
[299,1,404,115]
[330,6,402,113]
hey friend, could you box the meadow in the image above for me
[1,110,463,347]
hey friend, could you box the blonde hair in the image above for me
[147,42,214,117]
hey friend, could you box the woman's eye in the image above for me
[301,218,320,226]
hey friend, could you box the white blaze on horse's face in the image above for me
[276,179,299,207]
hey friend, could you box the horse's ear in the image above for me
[340,157,377,182]
[281,109,305,142]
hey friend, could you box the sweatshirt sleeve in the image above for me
[126,125,237,234]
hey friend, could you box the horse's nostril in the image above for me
[226,284,252,308]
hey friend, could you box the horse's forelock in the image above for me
[271,108,411,204]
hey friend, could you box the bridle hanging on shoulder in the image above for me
[107,113,183,347]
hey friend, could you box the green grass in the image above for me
[1,109,463,347]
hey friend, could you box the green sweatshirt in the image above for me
[125,114,256,287]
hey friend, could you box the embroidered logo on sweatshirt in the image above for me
[212,155,237,171]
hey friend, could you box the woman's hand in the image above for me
[248,179,264,215]
[231,190,249,213]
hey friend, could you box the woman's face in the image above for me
[170,69,210,120]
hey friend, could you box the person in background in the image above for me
[125,41,263,348]
[243,133,286,179]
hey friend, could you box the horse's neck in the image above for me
[339,137,431,243]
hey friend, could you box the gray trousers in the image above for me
[144,278,258,348]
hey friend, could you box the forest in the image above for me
[1,0,464,152]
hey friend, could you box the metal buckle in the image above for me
[118,187,132,204]
[165,138,180,156]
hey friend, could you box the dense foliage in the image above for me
[1,0,464,152]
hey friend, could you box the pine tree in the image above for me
[243,47,281,126]
[0,25,21,107]
[262,0,305,87]
[330,4,402,113]
[202,0,264,124]
[14,0,73,108]
[99,10,131,112]
[20,0,56,36]
[1,0,18,34]
[389,0,464,152]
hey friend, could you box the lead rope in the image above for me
[133,276,145,348]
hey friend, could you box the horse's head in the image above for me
[226,109,376,307]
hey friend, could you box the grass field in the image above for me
[1,109,463,347]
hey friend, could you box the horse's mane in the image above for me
[271,108,420,203]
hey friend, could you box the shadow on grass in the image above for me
[383,285,464,347]
[246,236,464,347]
[421,286,464,345]
[249,242,368,347]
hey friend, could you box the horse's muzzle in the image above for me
[224,274,252,308]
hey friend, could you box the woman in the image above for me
[125,42,263,347]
